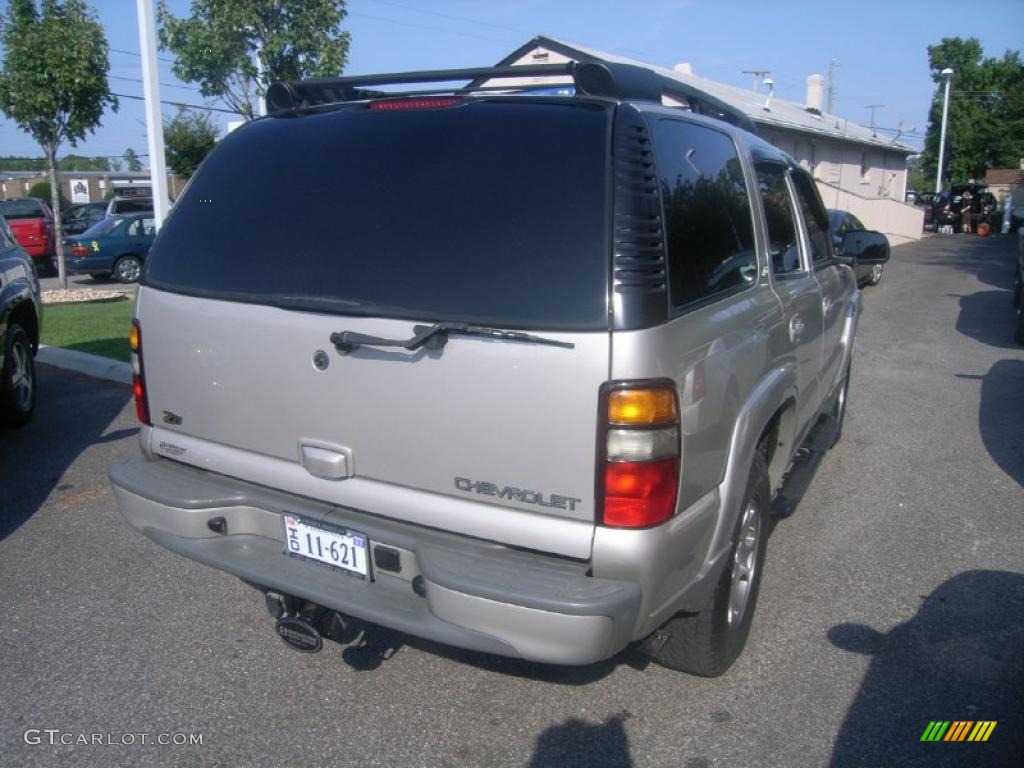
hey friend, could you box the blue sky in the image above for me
[1,0,1022,160]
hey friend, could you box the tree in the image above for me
[108,156,122,172]
[163,107,220,178]
[921,37,1024,189]
[0,0,117,287]
[123,147,142,171]
[28,180,68,208]
[158,0,350,121]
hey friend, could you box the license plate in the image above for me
[282,515,370,579]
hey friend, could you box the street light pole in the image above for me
[935,67,954,195]
[136,0,170,228]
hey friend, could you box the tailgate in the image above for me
[139,288,608,558]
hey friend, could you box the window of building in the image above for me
[653,119,757,307]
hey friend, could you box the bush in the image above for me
[27,180,68,209]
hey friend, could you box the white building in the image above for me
[491,37,923,244]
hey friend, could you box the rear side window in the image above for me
[146,101,611,330]
[652,119,756,308]
[791,171,831,263]
[757,164,802,275]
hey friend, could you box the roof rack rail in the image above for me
[265,61,757,134]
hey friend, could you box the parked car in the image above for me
[110,61,889,676]
[0,197,55,275]
[828,209,887,286]
[62,201,108,235]
[105,196,153,216]
[63,213,156,283]
[0,213,40,427]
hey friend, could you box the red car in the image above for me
[0,198,55,274]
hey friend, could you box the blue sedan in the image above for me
[63,213,156,283]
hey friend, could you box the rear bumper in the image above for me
[110,456,641,665]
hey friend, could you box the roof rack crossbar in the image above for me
[265,61,758,134]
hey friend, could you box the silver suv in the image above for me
[110,62,889,676]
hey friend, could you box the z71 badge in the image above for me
[454,477,581,512]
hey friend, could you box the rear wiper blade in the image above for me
[330,321,574,355]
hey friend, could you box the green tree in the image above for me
[921,37,1024,189]
[163,107,219,178]
[108,156,122,172]
[158,0,350,121]
[28,180,68,208]
[0,0,117,287]
[123,147,142,171]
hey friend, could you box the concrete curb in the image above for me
[36,345,132,385]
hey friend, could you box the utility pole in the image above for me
[136,0,170,227]
[865,104,885,136]
[742,69,771,92]
[827,59,839,114]
[936,68,954,194]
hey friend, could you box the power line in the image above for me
[111,47,176,65]
[110,92,244,115]
[109,74,201,93]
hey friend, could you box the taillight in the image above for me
[599,383,680,528]
[70,243,89,257]
[130,319,150,425]
[370,96,462,111]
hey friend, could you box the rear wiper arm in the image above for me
[330,321,574,355]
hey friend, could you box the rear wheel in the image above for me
[646,452,770,676]
[1,323,36,428]
[113,255,142,283]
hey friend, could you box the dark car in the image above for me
[0,213,40,427]
[0,197,55,274]
[828,209,886,286]
[63,213,156,283]
[62,201,108,235]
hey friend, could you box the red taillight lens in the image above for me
[599,383,680,528]
[603,458,680,528]
[131,320,150,425]
[370,96,462,111]
[71,244,89,257]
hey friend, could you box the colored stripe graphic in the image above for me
[945,721,973,741]
[921,721,950,741]
[967,722,997,742]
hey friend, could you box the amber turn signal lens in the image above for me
[608,388,678,425]
[129,322,140,352]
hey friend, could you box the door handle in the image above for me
[789,314,805,344]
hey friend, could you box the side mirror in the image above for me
[841,229,889,265]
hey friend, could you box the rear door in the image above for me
[138,99,613,559]
[756,162,824,433]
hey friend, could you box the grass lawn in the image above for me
[41,299,134,362]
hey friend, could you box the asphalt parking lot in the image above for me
[38,271,139,294]
[2,234,1022,768]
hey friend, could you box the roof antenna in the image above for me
[762,77,774,110]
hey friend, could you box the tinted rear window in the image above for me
[146,100,611,330]
[0,199,45,219]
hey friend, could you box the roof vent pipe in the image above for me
[806,74,825,114]
[762,77,774,110]
[673,63,694,76]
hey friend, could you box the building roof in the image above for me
[494,36,916,155]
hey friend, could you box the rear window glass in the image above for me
[84,217,123,236]
[0,199,45,219]
[146,101,611,330]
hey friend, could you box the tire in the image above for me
[646,452,770,676]
[1,323,36,428]
[113,255,142,284]
[866,264,883,286]
[830,364,851,448]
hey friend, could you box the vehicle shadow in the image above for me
[827,570,1024,767]
[954,289,1020,350]
[956,360,1024,487]
[0,365,132,541]
[915,234,1017,290]
[528,712,634,767]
